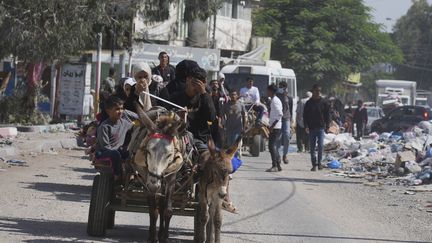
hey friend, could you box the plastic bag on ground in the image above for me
[379,132,392,141]
[405,161,422,173]
[418,121,432,134]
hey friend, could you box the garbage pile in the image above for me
[323,121,432,186]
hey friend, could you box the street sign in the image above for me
[59,63,91,115]
[132,43,220,71]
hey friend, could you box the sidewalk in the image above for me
[0,124,79,159]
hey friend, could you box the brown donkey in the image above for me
[196,136,241,243]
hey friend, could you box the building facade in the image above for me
[133,0,254,58]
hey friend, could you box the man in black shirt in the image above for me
[276,81,293,164]
[151,51,175,86]
[353,100,368,140]
[169,65,216,150]
[303,84,330,171]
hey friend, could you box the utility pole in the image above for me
[110,5,118,68]
[212,1,217,49]
[95,33,102,115]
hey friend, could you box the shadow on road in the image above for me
[0,217,193,243]
[66,167,96,174]
[81,174,95,180]
[21,182,91,203]
[221,230,430,243]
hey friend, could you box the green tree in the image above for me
[253,0,402,90]
[0,0,218,123]
[393,0,432,89]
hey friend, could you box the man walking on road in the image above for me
[222,90,246,149]
[353,100,368,140]
[296,91,312,152]
[303,84,330,171]
[276,81,293,164]
[266,84,283,172]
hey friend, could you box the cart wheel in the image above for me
[106,210,115,229]
[250,135,261,157]
[260,137,266,152]
[87,173,113,237]
[193,185,201,242]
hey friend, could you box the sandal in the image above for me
[222,201,239,214]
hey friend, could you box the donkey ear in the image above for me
[207,136,217,156]
[224,135,242,159]
[135,101,156,132]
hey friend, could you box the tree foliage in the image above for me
[253,0,403,90]
[393,0,432,89]
[0,0,110,63]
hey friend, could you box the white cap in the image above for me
[306,91,312,98]
[123,77,136,88]
[218,72,225,80]
[151,74,164,83]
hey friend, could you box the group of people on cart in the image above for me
[90,52,274,214]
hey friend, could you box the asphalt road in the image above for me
[0,137,431,243]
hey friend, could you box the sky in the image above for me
[363,0,432,32]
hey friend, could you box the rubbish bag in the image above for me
[426,148,432,158]
[327,160,342,169]
[231,156,242,173]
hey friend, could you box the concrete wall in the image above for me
[215,16,252,51]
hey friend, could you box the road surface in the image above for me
[0,134,431,243]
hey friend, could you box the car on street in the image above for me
[370,106,432,133]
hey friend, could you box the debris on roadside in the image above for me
[4,159,28,167]
[323,121,432,190]
[0,138,13,147]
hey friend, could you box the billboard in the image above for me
[132,43,220,71]
[59,63,91,115]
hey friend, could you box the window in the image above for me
[217,1,232,17]
[388,108,404,119]
[232,0,238,19]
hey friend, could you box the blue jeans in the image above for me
[309,128,324,166]
[95,148,128,175]
[277,119,290,156]
[268,129,282,167]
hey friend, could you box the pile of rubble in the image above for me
[323,121,432,187]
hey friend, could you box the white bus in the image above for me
[220,60,298,121]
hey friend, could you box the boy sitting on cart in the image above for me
[95,96,138,182]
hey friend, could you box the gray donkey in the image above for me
[196,136,242,243]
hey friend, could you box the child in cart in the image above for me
[95,96,138,181]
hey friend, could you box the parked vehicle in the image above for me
[415,90,432,107]
[370,106,432,133]
[376,80,417,107]
[365,107,384,134]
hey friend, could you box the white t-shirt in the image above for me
[240,86,260,104]
[269,96,283,129]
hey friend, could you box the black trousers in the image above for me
[268,129,282,167]
[296,124,309,152]
[355,122,364,139]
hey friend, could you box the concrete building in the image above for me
[134,0,255,58]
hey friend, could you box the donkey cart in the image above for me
[86,104,237,243]
[86,159,201,240]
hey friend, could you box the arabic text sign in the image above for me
[59,63,91,115]
[132,43,220,71]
